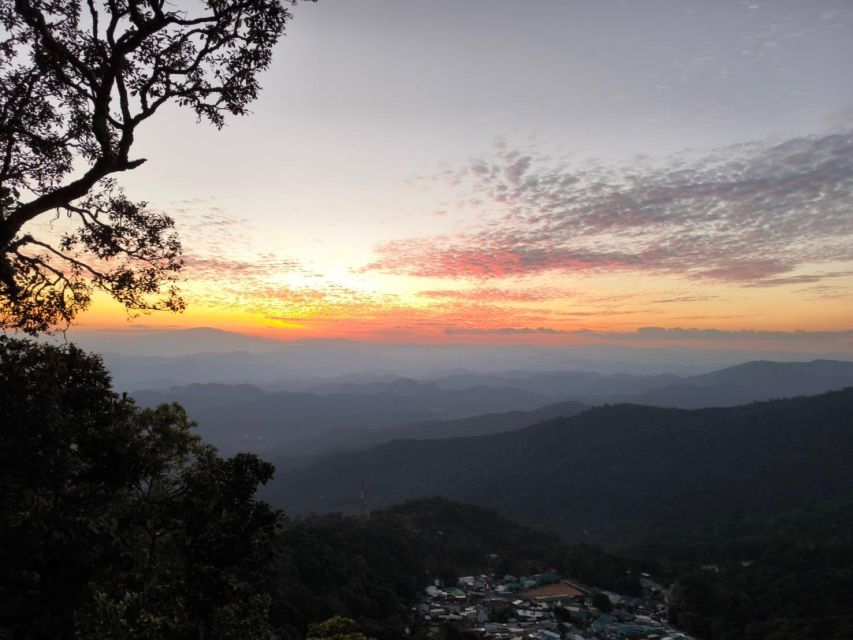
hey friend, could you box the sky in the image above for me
[66,0,853,355]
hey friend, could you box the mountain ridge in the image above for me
[266,388,853,542]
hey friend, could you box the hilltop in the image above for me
[267,388,853,541]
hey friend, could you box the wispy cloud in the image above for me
[650,294,720,304]
[182,254,302,281]
[741,270,853,288]
[368,131,853,285]
[418,287,573,303]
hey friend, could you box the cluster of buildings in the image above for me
[415,571,692,640]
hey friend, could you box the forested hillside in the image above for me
[270,497,645,639]
[269,389,853,541]
[627,498,853,639]
[275,400,588,465]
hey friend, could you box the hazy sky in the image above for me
[69,0,853,354]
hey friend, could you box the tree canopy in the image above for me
[306,617,376,640]
[0,0,302,333]
[0,336,280,639]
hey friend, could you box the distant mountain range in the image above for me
[132,359,853,457]
[132,381,556,454]
[84,327,853,390]
[266,388,853,542]
[623,359,853,408]
[275,399,590,465]
[425,359,853,409]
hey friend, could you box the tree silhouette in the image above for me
[0,336,280,638]
[0,0,305,332]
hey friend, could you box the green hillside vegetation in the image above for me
[0,338,280,639]
[269,497,646,639]
[627,499,853,639]
[271,390,853,541]
[273,497,853,640]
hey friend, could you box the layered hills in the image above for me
[267,388,853,542]
[131,359,853,460]
[132,381,556,454]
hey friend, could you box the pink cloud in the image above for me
[418,287,573,303]
[368,131,853,285]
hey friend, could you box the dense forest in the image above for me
[0,338,280,638]
[270,498,647,640]
[627,499,853,639]
[271,390,853,541]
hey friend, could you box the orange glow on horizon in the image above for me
[73,267,853,355]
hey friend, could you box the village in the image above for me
[415,569,693,640]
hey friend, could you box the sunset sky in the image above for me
[69,0,853,354]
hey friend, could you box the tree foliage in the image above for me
[0,0,302,332]
[629,499,853,640]
[306,617,376,640]
[267,498,645,640]
[0,337,279,639]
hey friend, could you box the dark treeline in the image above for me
[624,499,853,640]
[0,338,280,639]
[278,497,853,640]
[271,498,645,639]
